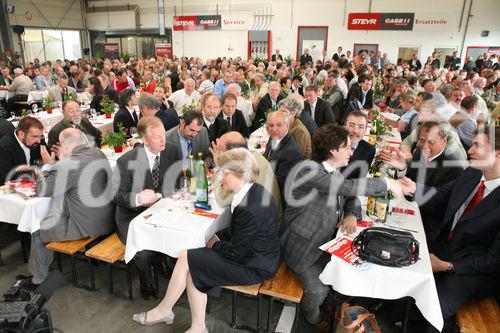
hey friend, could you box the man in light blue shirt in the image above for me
[213,71,233,97]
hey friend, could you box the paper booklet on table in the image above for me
[319,237,366,267]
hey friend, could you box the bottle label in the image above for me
[190,177,197,194]
[368,134,377,145]
[366,196,376,215]
[374,200,388,222]
[196,188,208,203]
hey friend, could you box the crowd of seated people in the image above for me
[0,46,499,333]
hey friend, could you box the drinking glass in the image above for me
[129,127,139,139]
[180,176,190,199]
[90,108,97,119]
[33,159,43,169]
[31,104,38,115]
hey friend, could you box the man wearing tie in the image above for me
[264,111,303,207]
[251,81,284,132]
[346,75,374,111]
[114,117,180,299]
[48,74,77,102]
[404,127,500,332]
[332,46,342,62]
[201,93,229,143]
[301,85,335,128]
[218,93,249,137]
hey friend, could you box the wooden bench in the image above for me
[457,297,500,333]
[259,262,304,333]
[46,237,96,288]
[85,233,133,299]
[222,283,263,331]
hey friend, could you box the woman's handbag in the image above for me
[335,303,382,333]
[351,227,419,267]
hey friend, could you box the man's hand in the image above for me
[209,139,220,166]
[339,215,357,235]
[381,150,407,171]
[50,143,61,158]
[40,145,55,165]
[429,253,450,272]
[137,189,160,207]
[399,177,416,195]
[15,164,32,173]
[206,235,220,249]
[127,137,137,147]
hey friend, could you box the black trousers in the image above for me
[133,250,154,284]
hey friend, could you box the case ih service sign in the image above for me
[348,13,415,31]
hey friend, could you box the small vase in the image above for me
[113,145,123,153]
[105,113,112,119]
[46,109,53,114]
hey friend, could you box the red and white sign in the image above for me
[173,16,197,31]
[413,13,456,31]
[221,15,251,30]
[348,13,381,30]
[155,43,172,59]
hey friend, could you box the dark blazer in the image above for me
[155,104,180,131]
[204,117,230,143]
[431,58,441,69]
[340,140,375,179]
[347,84,374,109]
[298,109,319,137]
[280,161,387,274]
[408,150,466,242]
[68,77,84,92]
[0,132,43,185]
[251,93,284,132]
[408,59,422,71]
[113,144,181,243]
[264,133,303,206]
[104,85,119,103]
[213,183,281,273]
[218,109,249,138]
[271,54,283,62]
[90,94,103,115]
[48,118,102,151]
[113,107,138,137]
[332,53,341,62]
[300,54,313,66]
[425,168,500,278]
[0,119,15,140]
[303,98,335,127]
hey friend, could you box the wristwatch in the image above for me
[447,262,454,273]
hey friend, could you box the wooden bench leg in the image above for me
[266,296,275,333]
[257,294,263,332]
[230,291,238,328]
[87,257,95,291]
[292,303,300,333]
[56,253,63,273]
[70,256,78,287]
[107,263,114,294]
[126,263,133,300]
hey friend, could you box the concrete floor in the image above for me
[0,225,322,333]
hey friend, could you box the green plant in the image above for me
[120,53,131,63]
[42,96,55,110]
[240,80,250,98]
[100,96,115,115]
[284,55,293,66]
[102,124,127,147]
[373,72,384,102]
[181,99,197,116]
[94,51,104,59]
[251,55,266,65]
[63,91,74,102]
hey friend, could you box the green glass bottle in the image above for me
[195,156,208,205]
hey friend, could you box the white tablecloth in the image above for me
[125,197,227,262]
[88,114,114,135]
[0,90,13,100]
[27,90,49,104]
[319,200,443,331]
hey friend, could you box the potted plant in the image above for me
[42,96,56,114]
[100,96,115,119]
[102,124,127,153]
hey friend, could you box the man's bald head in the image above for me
[218,131,247,152]
[225,83,240,96]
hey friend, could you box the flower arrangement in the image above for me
[102,124,127,152]
[63,91,74,102]
[240,80,250,98]
[42,96,56,113]
[100,96,115,118]
[373,73,384,102]
[181,99,197,116]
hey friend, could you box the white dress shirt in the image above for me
[310,100,317,121]
[168,89,201,116]
[231,182,253,213]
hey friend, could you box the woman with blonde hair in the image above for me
[133,148,281,333]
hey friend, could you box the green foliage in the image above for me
[120,53,131,63]
[42,96,55,110]
[63,91,74,102]
[284,55,293,66]
[102,124,127,147]
[240,81,250,98]
[100,96,115,115]
[181,99,197,116]
[251,55,266,65]
[94,51,104,59]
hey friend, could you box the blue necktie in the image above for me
[187,140,192,155]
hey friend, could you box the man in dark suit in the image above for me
[448,51,461,71]
[346,74,374,113]
[271,49,283,62]
[48,100,102,151]
[430,52,441,69]
[201,93,229,143]
[114,88,138,137]
[280,124,405,326]
[341,111,375,179]
[0,117,46,185]
[382,120,466,241]
[165,110,212,168]
[114,117,180,299]
[218,93,249,138]
[300,49,313,66]
[408,54,422,71]
[404,126,500,332]
[26,128,115,285]
[251,81,284,132]
[264,111,303,206]
[302,85,335,128]
[332,46,342,62]
[99,74,119,104]
[291,75,304,96]
[153,85,179,131]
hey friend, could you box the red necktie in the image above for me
[449,181,485,240]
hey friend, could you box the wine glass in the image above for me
[31,104,38,115]
[33,159,43,169]
[129,127,138,139]
[90,108,97,119]
[10,112,16,120]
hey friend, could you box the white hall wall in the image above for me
[84,0,500,62]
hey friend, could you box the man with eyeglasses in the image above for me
[340,111,375,179]
[201,92,229,143]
